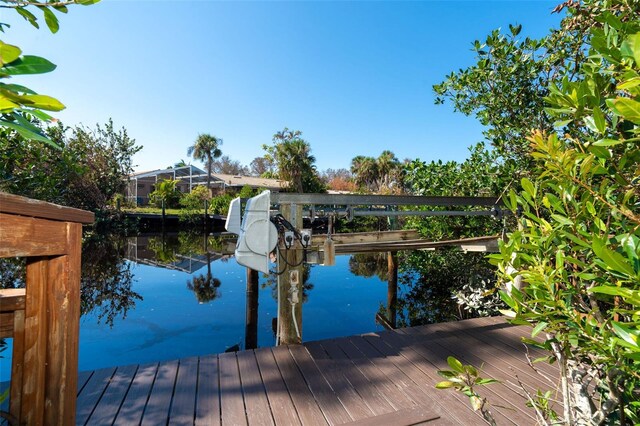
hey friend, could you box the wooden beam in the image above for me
[0,214,68,257]
[277,203,304,345]
[310,230,420,245]
[0,288,26,312]
[45,222,82,426]
[0,192,94,224]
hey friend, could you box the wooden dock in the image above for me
[72,316,560,425]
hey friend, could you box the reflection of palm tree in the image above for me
[186,251,222,303]
[187,273,221,303]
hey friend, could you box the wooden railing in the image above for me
[0,192,94,425]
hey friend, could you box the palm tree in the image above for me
[276,139,315,193]
[350,155,378,191]
[187,134,223,190]
[376,150,400,190]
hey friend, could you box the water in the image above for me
[0,233,390,375]
[76,255,387,371]
[0,232,497,377]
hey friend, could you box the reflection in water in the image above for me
[348,249,503,328]
[396,249,502,326]
[81,233,140,326]
[0,232,141,328]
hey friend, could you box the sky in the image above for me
[2,0,562,173]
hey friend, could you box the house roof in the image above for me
[130,165,207,180]
[213,174,287,190]
[129,166,287,189]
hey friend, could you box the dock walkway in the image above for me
[75,316,559,425]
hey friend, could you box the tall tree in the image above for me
[187,133,222,190]
[350,151,402,193]
[264,128,325,193]
[210,155,249,175]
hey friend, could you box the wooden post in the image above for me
[0,192,93,426]
[277,203,304,345]
[245,268,259,349]
[387,251,398,329]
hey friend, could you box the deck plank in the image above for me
[304,341,376,421]
[85,364,138,426]
[71,317,560,425]
[333,336,416,410]
[254,348,302,426]
[237,350,274,426]
[140,360,179,426]
[313,339,396,416]
[424,321,558,392]
[288,344,354,425]
[271,345,328,426]
[169,357,199,425]
[219,352,248,426]
[75,366,116,426]
[397,325,536,424]
[195,355,221,426]
[113,362,159,426]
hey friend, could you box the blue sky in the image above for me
[3,0,561,173]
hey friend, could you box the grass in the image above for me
[123,207,206,215]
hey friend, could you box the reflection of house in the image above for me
[126,165,286,205]
[126,235,231,274]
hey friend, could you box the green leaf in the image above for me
[78,0,101,5]
[612,322,639,348]
[521,178,535,198]
[590,286,640,305]
[621,34,640,65]
[0,83,36,94]
[617,77,640,91]
[531,321,549,338]
[0,41,21,66]
[475,378,499,385]
[509,24,522,37]
[435,380,457,389]
[551,214,573,226]
[20,94,65,111]
[593,239,636,277]
[15,7,39,29]
[592,106,606,133]
[447,356,465,374]
[0,118,51,144]
[2,55,56,75]
[0,95,19,111]
[592,138,624,147]
[40,7,60,34]
[611,98,640,124]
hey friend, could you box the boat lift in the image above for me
[225,191,507,345]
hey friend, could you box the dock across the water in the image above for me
[74,316,559,426]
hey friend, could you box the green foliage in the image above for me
[350,150,404,193]
[0,0,99,145]
[436,356,499,425]
[237,184,258,199]
[209,193,233,215]
[263,127,325,193]
[404,143,508,241]
[493,14,640,423]
[149,179,182,209]
[180,185,210,210]
[0,119,141,211]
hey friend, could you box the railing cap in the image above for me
[0,192,95,224]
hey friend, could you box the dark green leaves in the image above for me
[2,55,56,76]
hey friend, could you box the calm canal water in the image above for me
[1,233,391,374]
